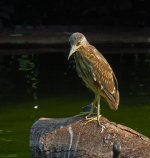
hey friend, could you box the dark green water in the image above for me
[0,50,150,157]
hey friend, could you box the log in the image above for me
[30,116,150,158]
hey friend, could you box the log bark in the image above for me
[30,116,150,158]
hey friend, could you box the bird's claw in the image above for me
[84,115,102,125]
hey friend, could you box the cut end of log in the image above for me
[30,116,150,158]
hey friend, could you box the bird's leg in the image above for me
[97,95,101,125]
[85,98,97,119]
[77,96,97,117]
[76,102,96,117]
[76,95,102,125]
[85,95,101,124]
[76,103,93,117]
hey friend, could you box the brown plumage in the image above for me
[68,32,119,124]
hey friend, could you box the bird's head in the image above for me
[68,32,88,60]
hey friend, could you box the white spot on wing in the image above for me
[112,87,116,94]
[93,72,96,81]
[93,48,97,52]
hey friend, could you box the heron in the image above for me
[68,32,119,124]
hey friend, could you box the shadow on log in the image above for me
[30,116,150,158]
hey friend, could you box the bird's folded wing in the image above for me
[85,45,118,97]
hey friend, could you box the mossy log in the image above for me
[30,116,150,158]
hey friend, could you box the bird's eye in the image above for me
[76,42,80,46]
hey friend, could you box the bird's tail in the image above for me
[103,89,120,110]
[113,90,120,110]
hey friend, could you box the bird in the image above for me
[68,32,119,124]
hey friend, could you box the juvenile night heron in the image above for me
[68,32,119,124]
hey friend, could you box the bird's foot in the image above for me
[85,115,101,125]
[85,112,97,119]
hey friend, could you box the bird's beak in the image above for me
[68,45,77,60]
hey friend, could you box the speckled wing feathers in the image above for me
[76,45,119,110]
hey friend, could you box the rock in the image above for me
[30,116,150,158]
